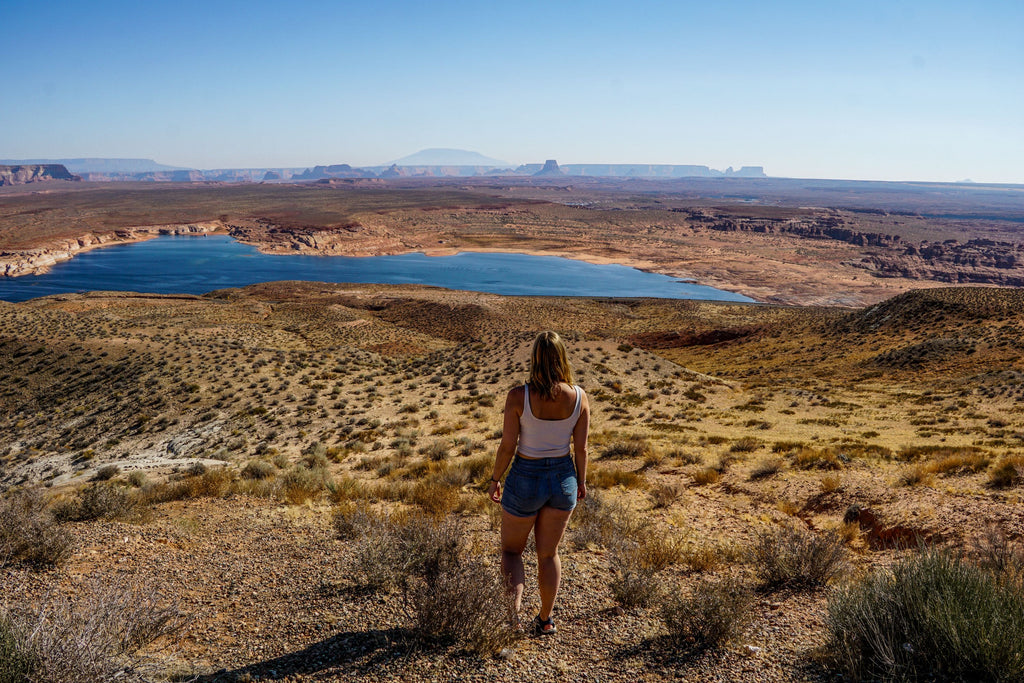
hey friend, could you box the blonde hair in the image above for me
[528,331,574,400]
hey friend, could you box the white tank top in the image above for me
[518,383,582,459]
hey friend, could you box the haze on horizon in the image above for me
[2,0,1022,184]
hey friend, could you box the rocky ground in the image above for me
[2,284,1023,681]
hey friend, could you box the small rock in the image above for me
[612,606,624,616]
[498,647,514,660]
[741,644,762,657]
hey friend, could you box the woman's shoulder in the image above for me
[506,384,526,404]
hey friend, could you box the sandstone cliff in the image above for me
[0,222,223,276]
[0,164,80,186]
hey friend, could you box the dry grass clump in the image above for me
[749,526,848,589]
[0,579,183,683]
[648,483,681,509]
[588,465,646,490]
[407,479,461,517]
[791,447,842,471]
[418,440,450,461]
[820,474,843,493]
[341,513,517,654]
[926,451,992,476]
[240,460,276,480]
[988,456,1023,489]
[729,436,761,454]
[600,438,651,460]
[280,464,333,505]
[691,467,721,486]
[140,467,237,505]
[896,464,934,488]
[748,457,783,481]
[659,576,753,651]
[0,489,73,568]
[825,547,1024,681]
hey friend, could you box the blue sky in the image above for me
[2,0,1021,182]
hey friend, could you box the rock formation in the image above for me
[533,160,564,176]
[0,164,80,186]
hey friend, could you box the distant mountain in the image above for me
[0,158,191,174]
[387,148,510,167]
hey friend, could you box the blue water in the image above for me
[0,235,755,303]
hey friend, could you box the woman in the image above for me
[488,331,590,635]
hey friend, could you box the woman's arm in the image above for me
[572,390,590,500]
[489,387,523,503]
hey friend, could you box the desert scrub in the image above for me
[648,482,681,509]
[0,578,183,683]
[343,512,517,654]
[53,482,138,522]
[748,457,783,481]
[749,526,848,589]
[599,438,651,460]
[825,548,1024,682]
[0,489,73,568]
[609,533,684,608]
[588,465,646,490]
[690,467,720,486]
[729,436,761,453]
[240,459,276,480]
[988,456,1023,488]
[660,576,752,650]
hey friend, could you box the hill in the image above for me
[0,284,1022,680]
[387,148,510,166]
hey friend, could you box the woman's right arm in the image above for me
[488,388,522,503]
[572,390,590,500]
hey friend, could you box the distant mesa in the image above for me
[515,162,766,178]
[533,159,564,177]
[0,153,767,183]
[387,148,510,167]
[0,164,80,186]
[0,158,188,174]
[292,164,369,181]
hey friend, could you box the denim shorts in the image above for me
[501,455,578,517]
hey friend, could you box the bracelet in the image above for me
[490,477,500,483]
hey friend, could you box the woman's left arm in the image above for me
[572,390,590,500]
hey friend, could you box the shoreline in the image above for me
[0,222,227,277]
[0,226,936,308]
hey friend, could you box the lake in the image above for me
[0,234,756,303]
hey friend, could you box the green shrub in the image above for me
[660,576,752,650]
[749,526,848,589]
[825,548,1024,681]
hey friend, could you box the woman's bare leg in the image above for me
[533,506,573,621]
[500,510,536,615]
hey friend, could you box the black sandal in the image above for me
[534,615,556,635]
